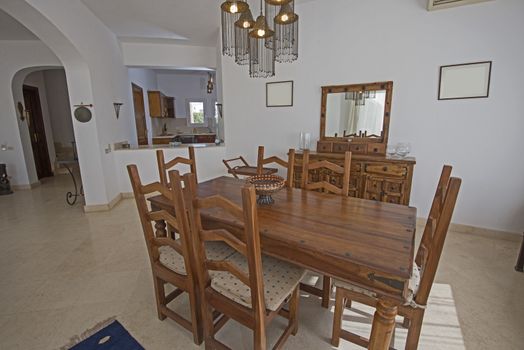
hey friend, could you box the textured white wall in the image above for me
[222,0,524,232]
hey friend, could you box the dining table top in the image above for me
[148,176,417,303]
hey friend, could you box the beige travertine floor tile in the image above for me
[0,175,523,350]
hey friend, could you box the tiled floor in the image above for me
[0,175,523,349]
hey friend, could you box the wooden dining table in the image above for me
[148,176,417,350]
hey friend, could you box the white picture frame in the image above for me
[438,61,492,100]
[266,81,294,107]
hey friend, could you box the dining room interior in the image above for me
[0,0,523,349]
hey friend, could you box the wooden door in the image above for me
[23,85,53,179]
[132,84,148,145]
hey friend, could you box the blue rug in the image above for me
[62,319,144,350]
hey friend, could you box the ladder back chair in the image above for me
[127,165,203,344]
[331,165,462,350]
[157,146,197,186]
[300,149,352,196]
[299,149,352,308]
[183,172,306,350]
[256,146,296,187]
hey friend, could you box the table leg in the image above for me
[368,299,398,350]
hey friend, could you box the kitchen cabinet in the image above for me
[148,91,175,118]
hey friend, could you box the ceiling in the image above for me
[1,1,315,46]
[0,9,38,40]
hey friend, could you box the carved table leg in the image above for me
[368,299,398,350]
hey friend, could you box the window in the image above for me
[188,100,205,125]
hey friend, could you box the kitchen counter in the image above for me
[153,133,217,145]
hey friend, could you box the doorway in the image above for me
[132,83,148,146]
[22,85,53,179]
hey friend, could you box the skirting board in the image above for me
[12,181,41,190]
[84,193,123,213]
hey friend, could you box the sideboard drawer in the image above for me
[349,144,367,154]
[333,142,350,153]
[365,164,407,177]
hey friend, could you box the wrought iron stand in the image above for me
[58,160,84,205]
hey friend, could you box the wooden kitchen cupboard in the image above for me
[148,91,175,118]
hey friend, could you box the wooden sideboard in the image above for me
[293,151,416,205]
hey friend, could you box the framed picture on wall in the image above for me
[438,61,492,100]
[266,81,294,107]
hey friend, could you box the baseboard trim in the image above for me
[121,192,134,199]
[12,181,41,190]
[417,217,520,239]
[83,193,123,213]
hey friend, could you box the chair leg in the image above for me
[321,276,331,308]
[254,321,267,350]
[187,284,203,345]
[405,311,424,350]
[203,302,217,350]
[331,288,345,347]
[153,277,167,320]
[289,286,300,335]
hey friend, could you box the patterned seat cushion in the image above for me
[334,262,421,306]
[210,252,306,311]
[159,241,235,276]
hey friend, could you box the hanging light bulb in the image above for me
[274,1,298,63]
[249,0,275,78]
[234,5,255,65]
[221,1,249,56]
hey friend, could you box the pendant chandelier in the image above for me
[249,2,275,78]
[220,0,300,78]
[274,1,298,63]
[221,1,249,56]
[264,0,292,49]
[234,7,255,65]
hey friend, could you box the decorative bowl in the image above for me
[246,175,286,205]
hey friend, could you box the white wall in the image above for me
[24,70,57,171]
[222,0,524,233]
[43,69,74,147]
[122,42,216,69]
[128,68,158,144]
[0,40,61,186]
[114,146,227,194]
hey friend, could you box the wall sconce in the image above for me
[113,102,123,119]
[207,73,214,94]
[16,102,29,122]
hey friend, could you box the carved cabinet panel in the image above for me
[293,152,415,206]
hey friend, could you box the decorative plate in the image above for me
[74,106,92,123]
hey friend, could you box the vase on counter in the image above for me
[299,132,311,150]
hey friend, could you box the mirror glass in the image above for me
[325,90,386,138]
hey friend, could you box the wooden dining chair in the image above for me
[299,149,352,308]
[257,146,296,187]
[183,172,306,349]
[127,165,235,345]
[156,146,197,186]
[331,165,462,350]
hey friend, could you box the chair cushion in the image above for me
[210,252,306,311]
[159,241,235,276]
[334,262,421,305]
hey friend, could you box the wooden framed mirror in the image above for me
[319,81,393,155]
